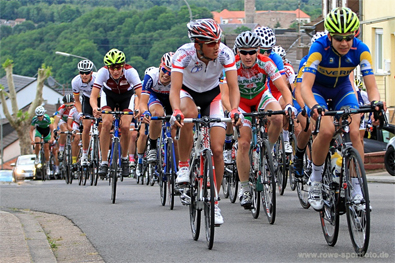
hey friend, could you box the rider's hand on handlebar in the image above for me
[309,104,325,120]
[170,109,184,127]
[93,107,102,118]
[141,111,151,124]
[230,108,243,126]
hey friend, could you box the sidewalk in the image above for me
[1,172,393,263]
[0,208,104,263]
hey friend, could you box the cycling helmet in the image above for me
[144,66,156,76]
[272,46,286,58]
[234,31,262,49]
[77,59,94,72]
[35,106,46,116]
[253,26,276,48]
[324,7,360,34]
[187,19,222,43]
[311,31,327,45]
[355,78,363,89]
[161,52,174,69]
[104,48,126,66]
[62,94,75,103]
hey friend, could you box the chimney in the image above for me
[244,0,256,24]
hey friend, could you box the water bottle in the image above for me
[331,151,341,184]
[253,148,259,171]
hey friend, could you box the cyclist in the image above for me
[71,59,98,166]
[254,27,294,154]
[30,106,54,175]
[301,7,385,211]
[128,94,139,169]
[232,31,293,208]
[139,52,176,168]
[67,105,83,166]
[292,31,327,177]
[91,48,142,178]
[53,94,75,162]
[170,19,241,225]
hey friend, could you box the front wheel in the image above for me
[203,150,215,250]
[111,140,119,204]
[167,141,175,210]
[345,148,370,256]
[274,134,287,195]
[384,146,395,176]
[189,157,201,241]
[261,140,276,224]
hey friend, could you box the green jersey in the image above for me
[31,114,51,129]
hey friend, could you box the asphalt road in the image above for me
[1,178,394,262]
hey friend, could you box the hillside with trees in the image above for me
[0,0,321,86]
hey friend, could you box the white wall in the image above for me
[3,140,20,163]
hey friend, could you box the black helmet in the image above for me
[63,94,75,103]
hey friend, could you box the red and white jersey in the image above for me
[284,63,295,85]
[93,64,142,94]
[57,105,72,122]
[172,42,236,93]
[68,107,81,129]
[71,72,97,98]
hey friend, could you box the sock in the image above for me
[311,163,323,182]
[240,181,250,193]
[83,149,88,155]
[122,156,128,160]
[101,161,108,165]
[137,153,144,163]
[351,178,362,197]
[178,161,189,168]
[72,156,77,164]
[59,145,65,151]
[283,130,289,142]
[295,146,306,159]
[149,138,157,149]
[129,154,135,161]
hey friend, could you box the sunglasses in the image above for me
[239,49,258,56]
[109,64,124,70]
[204,40,221,47]
[80,71,91,75]
[65,104,74,108]
[260,48,272,55]
[331,34,355,42]
[161,67,171,76]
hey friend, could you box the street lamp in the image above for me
[55,51,98,72]
[183,0,193,21]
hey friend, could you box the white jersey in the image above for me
[172,42,236,93]
[71,72,97,97]
[284,63,295,85]
[142,67,171,95]
[68,107,81,129]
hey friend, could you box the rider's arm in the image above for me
[363,74,380,102]
[301,72,317,109]
[67,117,73,131]
[30,125,35,143]
[52,115,60,130]
[224,70,240,111]
[219,82,232,112]
[169,71,183,111]
[273,77,293,107]
[73,93,82,115]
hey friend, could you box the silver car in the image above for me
[11,154,36,181]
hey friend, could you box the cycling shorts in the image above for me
[101,88,134,111]
[35,127,51,142]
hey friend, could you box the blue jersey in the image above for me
[296,55,308,84]
[304,35,374,88]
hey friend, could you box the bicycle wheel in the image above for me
[166,140,175,210]
[296,140,312,209]
[202,150,215,249]
[274,134,287,195]
[93,137,100,186]
[228,164,239,203]
[82,165,88,186]
[66,146,73,184]
[288,133,297,191]
[261,140,276,224]
[189,156,201,241]
[320,153,340,246]
[345,148,370,256]
[111,139,119,204]
[159,170,167,206]
[251,146,261,219]
[222,167,229,198]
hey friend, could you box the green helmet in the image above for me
[104,48,126,66]
[324,7,359,34]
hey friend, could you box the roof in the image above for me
[0,74,36,93]
[213,8,310,24]
[220,23,260,33]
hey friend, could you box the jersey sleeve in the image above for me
[142,74,153,95]
[172,47,189,74]
[126,68,142,91]
[263,59,281,82]
[304,42,324,75]
[71,75,80,95]
[220,45,237,72]
[357,42,374,76]
[93,67,108,90]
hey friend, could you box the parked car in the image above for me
[0,170,13,182]
[11,155,36,181]
[385,136,395,176]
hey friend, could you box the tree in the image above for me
[0,59,51,155]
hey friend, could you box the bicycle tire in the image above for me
[66,145,73,184]
[289,133,297,191]
[296,140,312,209]
[189,156,201,241]
[275,134,287,195]
[82,166,88,186]
[251,145,261,219]
[92,137,100,186]
[159,169,167,206]
[166,140,175,210]
[111,139,119,204]
[40,149,46,181]
[228,162,239,203]
[203,149,215,250]
[345,148,370,256]
[384,145,395,176]
[261,139,276,224]
[320,153,340,246]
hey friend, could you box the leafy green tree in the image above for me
[0,25,12,40]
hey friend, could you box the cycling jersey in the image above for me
[265,52,286,98]
[93,64,142,94]
[68,107,81,130]
[57,105,72,122]
[72,72,97,98]
[304,35,374,88]
[31,114,51,129]
[142,67,171,96]
[284,62,295,85]
[172,42,236,93]
[236,54,281,100]
[296,55,308,84]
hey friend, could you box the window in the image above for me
[375,28,383,72]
